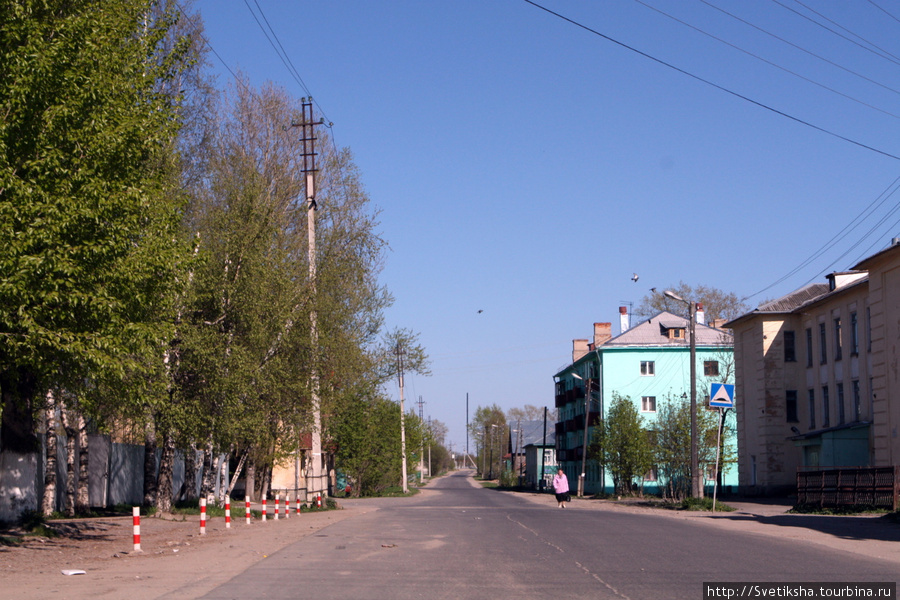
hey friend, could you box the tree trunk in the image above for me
[259,463,271,502]
[76,413,90,513]
[41,391,58,517]
[60,402,76,517]
[182,443,198,501]
[216,453,229,506]
[155,431,176,512]
[245,460,256,502]
[143,420,158,506]
[200,440,216,499]
[227,450,248,500]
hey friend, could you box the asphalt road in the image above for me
[200,471,899,600]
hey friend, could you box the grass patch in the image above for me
[17,511,59,538]
[478,480,499,489]
[680,497,736,512]
[0,535,23,547]
[789,504,890,515]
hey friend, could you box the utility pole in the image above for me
[395,344,409,493]
[417,396,425,481]
[294,97,325,501]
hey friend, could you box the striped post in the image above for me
[274,494,279,521]
[262,498,267,522]
[316,493,322,509]
[283,494,289,519]
[296,496,301,516]
[245,496,251,525]
[132,507,141,552]
[200,497,207,535]
[225,499,231,529]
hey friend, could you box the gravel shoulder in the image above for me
[0,504,373,600]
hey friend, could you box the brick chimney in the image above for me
[572,339,589,362]
[619,306,630,333]
[695,303,705,326]
[594,322,612,347]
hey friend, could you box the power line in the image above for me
[632,0,900,121]
[699,0,900,99]
[769,0,900,67]
[520,0,900,161]
[742,176,900,302]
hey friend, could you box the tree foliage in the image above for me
[468,404,506,479]
[636,282,749,324]
[0,0,191,450]
[652,394,726,501]
[592,393,654,496]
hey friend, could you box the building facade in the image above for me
[554,308,736,495]
[726,240,900,495]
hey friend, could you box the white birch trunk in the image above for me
[41,391,58,517]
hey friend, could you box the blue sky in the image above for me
[193,0,900,453]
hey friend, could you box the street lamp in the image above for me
[570,372,591,498]
[664,290,701,499]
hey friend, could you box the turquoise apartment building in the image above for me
[554,307,737,496]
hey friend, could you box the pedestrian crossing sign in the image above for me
[709,383,735,408]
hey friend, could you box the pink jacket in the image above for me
[552,473,568,494]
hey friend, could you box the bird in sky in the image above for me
[477,309,483,314]
[631,273,639,282]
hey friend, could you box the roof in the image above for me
[602,311,732,348]
[756,283,830,313]
[511,420,555,447]
[726,277,868,328]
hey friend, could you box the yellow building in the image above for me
[726,241,900,495]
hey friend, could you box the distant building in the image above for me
[726,239,900,495]
[554,308,736,495]
[506,419,556,490]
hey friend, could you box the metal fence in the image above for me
[796,466,900,510]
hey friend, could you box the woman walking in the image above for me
[552,468,569,508]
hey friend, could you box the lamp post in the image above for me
[488,424,498,480]
[570,372,591,498]
[664,290,701,499]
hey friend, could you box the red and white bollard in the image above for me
[316,493,322,509]
[283,495,289,519]
[245,496,251,525]
[132,507,142,552]
[296,496,301,516]
[274,494,279,520]
[262,498,267,522]
[225,499,231,529]
[200,497,207,535]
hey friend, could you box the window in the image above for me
[822,385,830,428]
[852,380,861,421]
[641,396,657,412]
[850,312,859,355]
[819,322,827,364]
[808,389,816,429]
[806,328,813,367]
[837,382,845,425]
[640,361,655,376]
[866,306,872,352]
[784,331,796,362]
[834,318,842,361]
[786,390,798,423]
[704,360,719,376]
